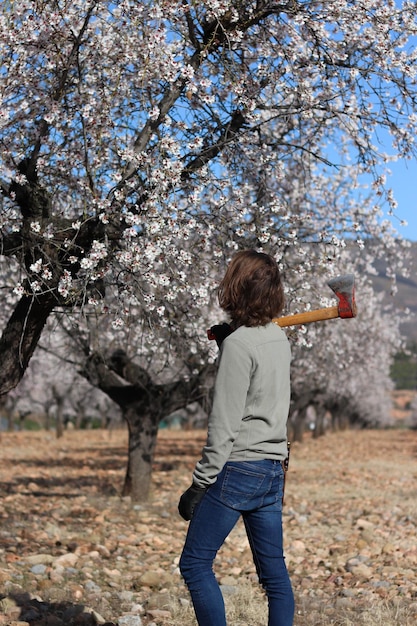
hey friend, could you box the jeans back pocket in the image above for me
[220,463,267,509]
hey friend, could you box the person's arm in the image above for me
[178,336,253,520]
[192,336,253,487]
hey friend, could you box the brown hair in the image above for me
[218,250,285,327]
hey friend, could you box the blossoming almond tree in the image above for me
[1,1,416,497]
[288,276,404,439]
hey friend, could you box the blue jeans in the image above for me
[179,460,294,626]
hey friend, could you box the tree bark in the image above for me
[55,396,65,439]
[312,405,327,438]
[0,293,56,396]
[82,350,214,502]
[289,407,307,443]
[122,409,159,501]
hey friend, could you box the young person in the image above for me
[178,249,294,626]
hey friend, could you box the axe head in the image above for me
[327,274,357,318]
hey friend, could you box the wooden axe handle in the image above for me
[273,305,340,328]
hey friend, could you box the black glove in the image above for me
[178,484,207,521]
[207,323,233,348]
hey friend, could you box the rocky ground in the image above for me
[0,425,416,625]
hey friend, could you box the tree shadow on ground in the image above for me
[0,473,122,499]
[12,447,128,471]
[0,440,197,498]
[2,591,117,625]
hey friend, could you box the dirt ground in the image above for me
[0,423,417,625]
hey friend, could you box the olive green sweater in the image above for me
[193,322,291,488]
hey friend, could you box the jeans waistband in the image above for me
[228,458,285,468]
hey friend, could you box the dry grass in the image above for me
[165,584,416,626]
[167,582,268,625]
[294,597,416,626]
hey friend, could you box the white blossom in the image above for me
[13,284,25,297]
[0,0,414,420]
[30,222,41,233]
[29,259,43,273]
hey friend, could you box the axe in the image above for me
[274,274,357,328]
[207,274,356,343]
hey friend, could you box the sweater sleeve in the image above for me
[192,336,253,487]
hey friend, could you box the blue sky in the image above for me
[387,0,417,242]
[385,157,417,242]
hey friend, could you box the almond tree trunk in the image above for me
[0,293,56,396]
[82,350,214,502]
[123,409,159,501]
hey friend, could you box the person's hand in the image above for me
[178,484,207,521]
[207,323,233,348]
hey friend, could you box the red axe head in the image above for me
[327,274,356,318]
